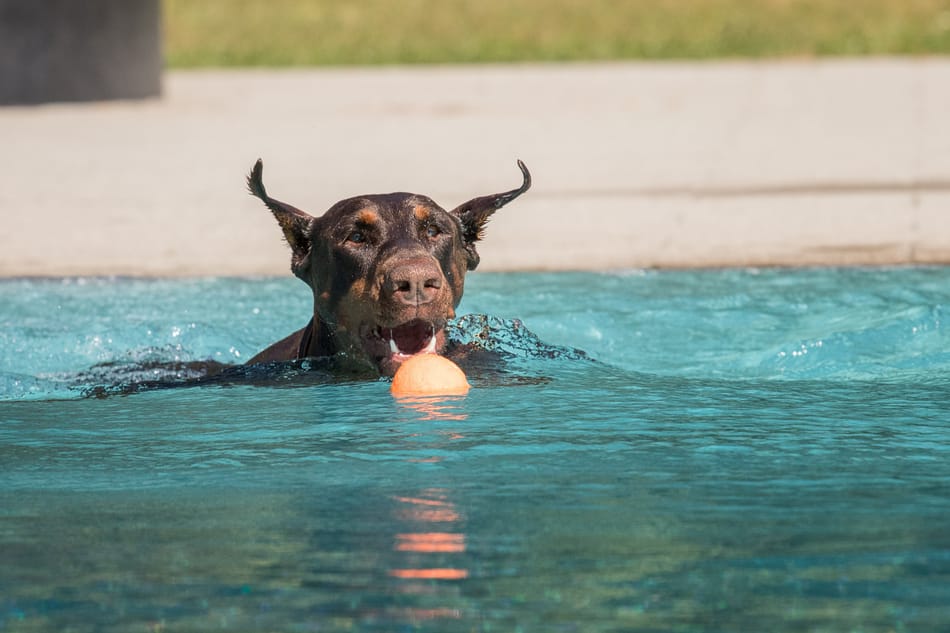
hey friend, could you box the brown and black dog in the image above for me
[245,159,531,376]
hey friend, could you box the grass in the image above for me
[164,0,950,67]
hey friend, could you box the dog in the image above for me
[245,159,531,377]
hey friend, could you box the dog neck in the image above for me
[297,316,337,359]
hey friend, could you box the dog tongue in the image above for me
[384,321,435,355]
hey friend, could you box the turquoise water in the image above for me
[2,268,949,631]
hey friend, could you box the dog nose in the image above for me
[384,259,443,306]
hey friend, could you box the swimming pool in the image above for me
[2,268,949,631]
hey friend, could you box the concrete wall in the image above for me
[0,0,161,105]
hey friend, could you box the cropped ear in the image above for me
[247,159,315,277]
[450,160,531,271]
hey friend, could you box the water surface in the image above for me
[1,268,949,631]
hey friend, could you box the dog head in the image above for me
[248,160,530,375]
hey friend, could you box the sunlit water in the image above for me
[2,268,949,632]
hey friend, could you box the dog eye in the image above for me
[346,230,366,244]
[425,224,442,239]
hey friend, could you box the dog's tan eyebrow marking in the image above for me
[348,278,368,296]
[413,205,431,222]
[357,209,380,225]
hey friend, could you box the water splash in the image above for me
[4,269,950,400]
[447,314,589,362]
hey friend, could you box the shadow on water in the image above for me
[69,314,591,399]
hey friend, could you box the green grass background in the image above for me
[164,0,950,67]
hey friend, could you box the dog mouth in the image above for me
[363,319,445,374]
[379,320,439,356]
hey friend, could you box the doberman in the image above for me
[245,159,531,377]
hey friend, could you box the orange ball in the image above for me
[390,353,471,397]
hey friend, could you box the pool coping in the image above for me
[2,58,949,276]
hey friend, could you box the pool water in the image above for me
[2,268,949,631]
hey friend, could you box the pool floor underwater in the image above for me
[1,268,949,631]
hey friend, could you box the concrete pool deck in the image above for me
[1,58,949,276]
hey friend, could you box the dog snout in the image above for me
[384,258,444,306]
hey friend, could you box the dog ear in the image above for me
[247,159,315,276]
[450,160,531,270]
